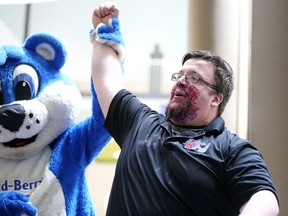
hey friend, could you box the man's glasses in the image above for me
[171,72,218,92]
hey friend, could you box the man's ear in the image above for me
[212,92,224,107]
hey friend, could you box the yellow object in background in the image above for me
[96,139,121,162]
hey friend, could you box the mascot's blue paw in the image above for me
[90,17,125,66]
[0,192,37,216]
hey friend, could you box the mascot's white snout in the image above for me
[0,100,48,142]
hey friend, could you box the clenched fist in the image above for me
[92,3,119,28]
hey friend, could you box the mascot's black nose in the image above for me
[0,104,25,132]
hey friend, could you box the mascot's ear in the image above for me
[23,32,67,70]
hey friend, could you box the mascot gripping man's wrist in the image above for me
[0,13,125,216]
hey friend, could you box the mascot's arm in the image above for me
[60,87,111,166]
[54,6,124,167]
[0,192,37,216]
[76,85,112,164]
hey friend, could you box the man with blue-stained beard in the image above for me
[90,2,279,215]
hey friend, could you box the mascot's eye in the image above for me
[13,64,39,101]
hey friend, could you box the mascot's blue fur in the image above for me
[0,21,124,215]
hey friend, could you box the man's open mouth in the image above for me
[174,89,186,97]
[175,93,184,97]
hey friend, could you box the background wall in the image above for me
[0,0,188,94]
[249,0,288,214]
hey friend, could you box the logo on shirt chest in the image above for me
[183,139,210,153]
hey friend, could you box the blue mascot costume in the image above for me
[0,16,124,216]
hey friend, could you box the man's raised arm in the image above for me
[91,3,124,117]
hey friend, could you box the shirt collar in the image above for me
[204,116,225,135]
[160,116,225,136]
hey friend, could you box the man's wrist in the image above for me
[89,18,125,64]
[89,28,97,44]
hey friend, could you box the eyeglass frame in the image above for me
[171,72,219,92]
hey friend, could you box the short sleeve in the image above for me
[224,141,278,210]
[104,89,146,147]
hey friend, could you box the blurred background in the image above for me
[0,0,287,215]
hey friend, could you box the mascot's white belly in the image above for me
[30,164,66,215]
[0,146,66,215]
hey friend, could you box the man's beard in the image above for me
[165,99,198,124]
[166,100,189,121]
[166,84,199,124]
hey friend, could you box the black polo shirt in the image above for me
[105,89,278,216]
